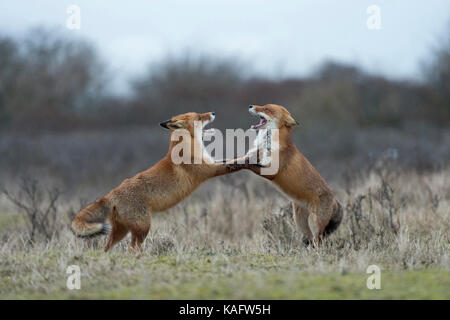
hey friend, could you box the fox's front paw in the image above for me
[248,163,263,169]
[226,163,246,171]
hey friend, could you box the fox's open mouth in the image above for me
[251,116,268,129]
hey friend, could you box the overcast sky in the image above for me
[0,1,449,92]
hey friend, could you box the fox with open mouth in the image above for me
[228,104,343,246]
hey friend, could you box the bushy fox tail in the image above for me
[324,200,343,237]
[71,198,112,238]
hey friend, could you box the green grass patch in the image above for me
[1,250,448,299]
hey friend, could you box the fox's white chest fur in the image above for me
[195,127,214,164]
[253,127,279,166]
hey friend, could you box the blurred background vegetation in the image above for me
[0,26,449,197]
[1,27,449,131]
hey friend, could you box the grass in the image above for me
[1,249,448,299]
[0,167,449,299]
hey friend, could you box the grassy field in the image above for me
[0,168,449,299]
[1,248,449,299]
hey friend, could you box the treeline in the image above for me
[0,27,449,134]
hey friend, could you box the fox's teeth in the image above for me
[251,116,268,129]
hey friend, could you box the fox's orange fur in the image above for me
[71,112,239,252]
[228,104,343,246]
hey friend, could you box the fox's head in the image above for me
[248,104,298,130]
[160,111,215,137]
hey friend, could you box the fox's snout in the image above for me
[160,111,215,130]
[248,105,259,114]
[248,105,262,116]
[202,112,215,126]
[248,104,298,128]
[200,112,215,123]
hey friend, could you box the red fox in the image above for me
[71,112,240,252]
[227,104,343,246]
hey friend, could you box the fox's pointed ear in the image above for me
[160,119,186,130]
[285,114,299,127]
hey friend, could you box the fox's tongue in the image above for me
[251,117,267,129]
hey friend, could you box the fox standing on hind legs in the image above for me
[228,104,343,246]
[72,111,239,252]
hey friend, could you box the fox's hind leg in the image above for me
[130,226,150,253]
[104,207,129,252]
[307,200,323,247]
[130,212,151,253]
[104,222,129,252]
[292,202,313,245]
[308,194,337,247]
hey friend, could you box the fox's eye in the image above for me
[264,108,270,112]
[198,117,201,120]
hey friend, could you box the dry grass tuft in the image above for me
[0,166,448,298]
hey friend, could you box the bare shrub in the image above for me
[2,177,62,243]
[262,203,299,253]
[344,160,407,252]
[372,176,401,235]
[347,194,373,249]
